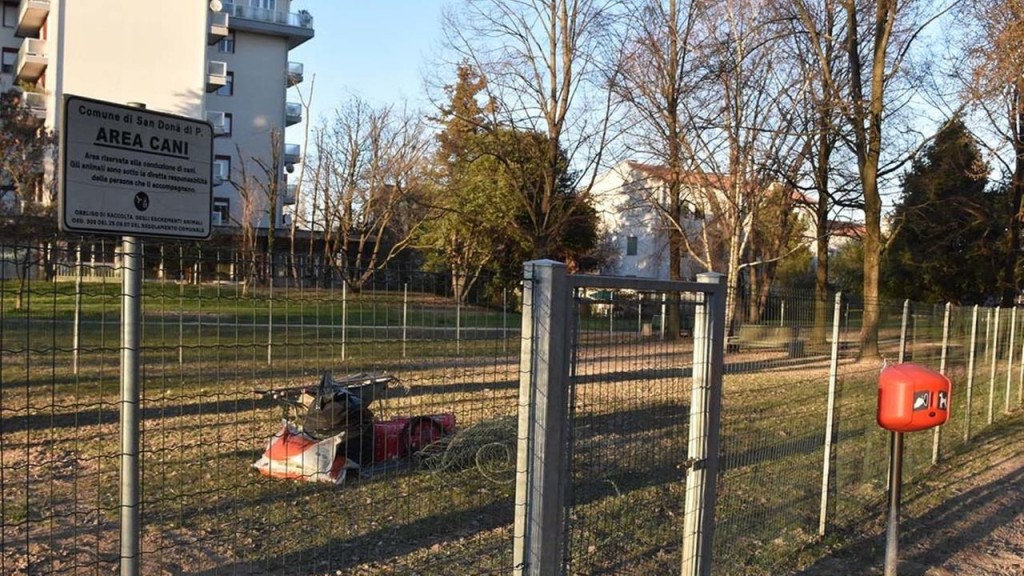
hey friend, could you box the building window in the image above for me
[214,155,231,184]
[2,2,17,28]
[216,71,233,97]
[217,32,234,54]
[626,236,638,256]
[249,0,276,10]
[222,112,232,136]
[1,48,15,74]
[213,197,230,226]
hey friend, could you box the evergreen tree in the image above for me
[423,64,601,301]
[883,116,1000,304]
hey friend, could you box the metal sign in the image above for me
[59,95,213,239]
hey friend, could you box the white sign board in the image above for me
[59,95,213,239]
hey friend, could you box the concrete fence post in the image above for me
[513,260,572,576]
[680,272,726,576]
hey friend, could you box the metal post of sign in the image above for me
[59,95,214,576]
[884,431,904,576]
[116,101,147,576]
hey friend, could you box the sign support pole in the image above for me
[119,102,145,576]
[58,95,213,576]
[884,431,904,576]
[120,234,142,576]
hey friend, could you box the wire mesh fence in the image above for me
[3,237,1024,575]
[711,292,1024,575]
[564,286,706,575]
[1,239,521,575]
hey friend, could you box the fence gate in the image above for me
[513,260,726,576]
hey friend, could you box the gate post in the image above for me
[681,272,726,576]
[513,260,572,576]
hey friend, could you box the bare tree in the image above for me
[678,0,807,330]
[288,74,315,283]
[609,0,703,336]
[786,0,857,344]
[233,144,262,296]
[228,128,286,295]
[954,0,1024,305]
[839,0,952,357]
[442,0,616,258]
[313,97,435,291]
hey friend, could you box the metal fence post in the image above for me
[1019,312,1024,408]
[402,283,408,358]
[965,305,979,442]
[513,260,571,576]
[341,281,348,361]
[988,307,1000,425]
[1006,307,1017,415]
[899,300,910,363]
[73,243,83,375]
[933,303,951,465]
[819,292,843,535]
[681,272,726,576]
[267,253,274,366]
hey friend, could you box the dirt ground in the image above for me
[796,415,1024,575]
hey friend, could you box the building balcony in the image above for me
[220,3,314,49]
[213,162,229,186]
[286,61,303,86]
[206,60,228,93]
[206,110,229,136]
[208,10,230,45]
[15,0,48,38]
[282,183,297,206]
[22,91,45,120]
[15,38,46,83]
[283,143,301,165]
[285,102,301,126]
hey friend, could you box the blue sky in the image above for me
[288,1,448,133]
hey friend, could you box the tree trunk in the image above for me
[1002,83,1024,306]
[860,172,882,359]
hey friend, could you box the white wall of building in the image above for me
[54,0,209,123]
[591,161,671,279]
[209,29,289,227]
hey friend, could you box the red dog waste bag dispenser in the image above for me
[877,363,950,432]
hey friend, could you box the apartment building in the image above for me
[0,0,312,231]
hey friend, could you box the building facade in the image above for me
[590,160,708,281]
[0,0,312,230]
